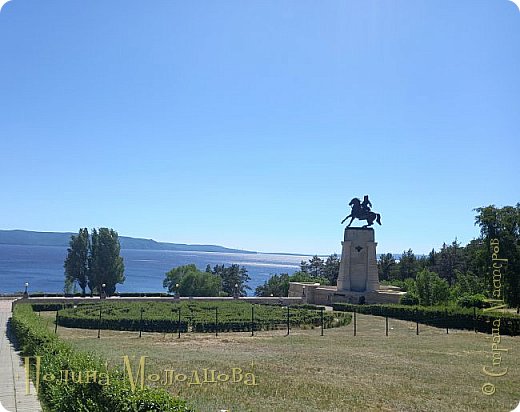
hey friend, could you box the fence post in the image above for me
[320,307,324,336]
[215,307,218,337]
[415,308,419,335]
[385,316,388,336]
[445,308,449,334]
[54,310,59,334]
[139,308,144,338]
[286,306,290,336]
[473,306,477,333]
[97,306,102,339]
[251,305,255,337]
[178,307,181,339]
[353,309,357,336]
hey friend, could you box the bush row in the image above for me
[331,303,520,336]
[28,293,172,298]
[55,301,350,333]
[11,303,193,412]
[31,303,76,312]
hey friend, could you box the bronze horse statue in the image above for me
[341,197,382,228]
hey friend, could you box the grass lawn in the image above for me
[41,312,520,412]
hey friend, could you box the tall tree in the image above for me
[437,239,464,286]
[300,260,309,273]
[323,254,340,284]
[212,264,251,297]
[308,255,324,277]
[415,269,450,306]
[64,228,90,295]
[163,264,221,297]
[377,253,396,281]
[255,271,331,297]
[88,228,125,296]
[254,273,290,297]
[427,248,437,270]
[474,204,520,309]
[398,249,418,280]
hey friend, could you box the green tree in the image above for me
[397,249,418,280]
[427,248,437,270]
[462,239,487,280]
[254,271,331,297]
[88,228,125,296]
[64,228,90,295]
[254,273,290,297]
[163,264,197,290]
[300,260,309,273]
[212,264,251,297]
[288,271,330,286]
[307,255,324,277]
[450,270,484,298]
[415,269,450,306]
[323,254,340,284]
[437,239,465,286]
[474,204,520,309]
[377,253,396,281]
[163,264,221,296]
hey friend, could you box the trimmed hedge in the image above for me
[331,303,520,336]
[54,301,351,333]
[31,303,76,312]
[28,293,173,298]
[11,304,193,412]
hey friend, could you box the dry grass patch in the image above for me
[42,311,520,412]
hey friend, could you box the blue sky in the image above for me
[0,0,518,255]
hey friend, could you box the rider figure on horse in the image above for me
[341,195,381,228]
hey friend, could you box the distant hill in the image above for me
[0,230,256,254]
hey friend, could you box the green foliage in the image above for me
[381,278,416,293]
[163,265,221,297]
[474,204,520,308]
[307,255,324,277]
[400,293,419,305]
[323,254,340,284]
[450,270,484,300]
[436,239,465,286]
[415,269,450,306]
[377,253,396,281]
[210,264,251,296]
[299,255,339,283]
[64,228,90,295]
[398,249,418,280]
[456,294,487,308]
[254,273,290,297]
[55,301,351,333]
[255,271,330,297]
[89,228,125,296]
[11,303,191,412]
[331,303,520,335]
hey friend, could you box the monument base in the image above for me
[337,227,379,293]
[288,282,404,305]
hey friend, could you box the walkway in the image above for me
[0,299,42,412]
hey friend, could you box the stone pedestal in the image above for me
[336,227,379,292]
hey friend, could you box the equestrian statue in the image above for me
[341,195,382,228]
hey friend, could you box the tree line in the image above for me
[254,254,340,297]
[64,228,125,296]
[163,263,251,297]
[376,204,519,309]
[255,204,520,310]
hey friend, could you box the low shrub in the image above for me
[331,303,520,336]
[400,293,419,306]
[456,294,487,308]
[54,301,351,333]
[11,304,192,412]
